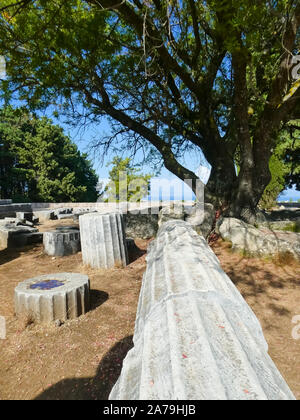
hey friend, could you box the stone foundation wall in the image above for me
[31,201,195,213]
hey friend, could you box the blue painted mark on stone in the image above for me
[30,280,64,290]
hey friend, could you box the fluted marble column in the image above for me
[79,212,128,269]
[15,273,90,323]
[109,220,295,400]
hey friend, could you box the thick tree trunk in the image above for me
[203,139,237,208]
[203,137,272,223]
[227,148,272,224]
[205,159,236,207]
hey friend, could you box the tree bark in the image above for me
[205,154,236,208]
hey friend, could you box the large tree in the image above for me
[0,0,299,220]
[283,121,300,190]
[0,106,99,202]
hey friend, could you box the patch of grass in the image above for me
[227,244,298,266]
[280,223,300,233]
[17,311,36,331]
[271,251,298,266]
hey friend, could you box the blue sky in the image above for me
[278,185,300,202]
[58,116,300,202]
[60,118,206,180]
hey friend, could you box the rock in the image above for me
[254,209,268,223]
[16,212,34,222]
[14,272,90,323]
[235,208,267,225]
[4,217,34,227]
[16,219,34,227]
[26,232,43,244]
[266,209,300,222]
[12,232,43,247]
[186,202,215,238]
[32,216,39,224]
[0,225,39,248]
[258,220,300,232]
[218,217,300,260]
[57,214,74,220]
[158,203,185,226]
[109,220,295,400]
[4,217,17,223]
[157,202,216,239]
[126,237,138,251]
[79,212,128,269]
[53,208,73,217]
[72,210,97,221]
[43,231,81,256]
[123,213,158,239]
[73,207,97,215]
[55,226,79,232]
[33,210,56,223]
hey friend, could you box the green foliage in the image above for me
[105,156,151,202]
[281,223,300,233]
[283,125,300,191]
[0,0,299,212]
[259,122,300,209]
[0,0,293,147]
[0,106,98,202]
[259,153,288,210]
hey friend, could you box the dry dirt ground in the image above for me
[211,240,300,400]
[0,219,299,400]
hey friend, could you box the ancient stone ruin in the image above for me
[2,199,299,399]
[43,230,81,257]
[109,220,295,400]
[0,224,42,249]
[14,273,90,323]
[79,212,128,269]
[217,217,300,260]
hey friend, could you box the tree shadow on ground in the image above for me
[0,244,39,266]
[127,241,146,264]
[212,240,300,300]
[34,335,133,400]
[90,290,109,311]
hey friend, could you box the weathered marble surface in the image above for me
[79,212,128,269]
[218,217,300,260]
[109,220,295,400]
[15,272,90,323]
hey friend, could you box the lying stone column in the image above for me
[109,220,295,400]
[79,213,128,269]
